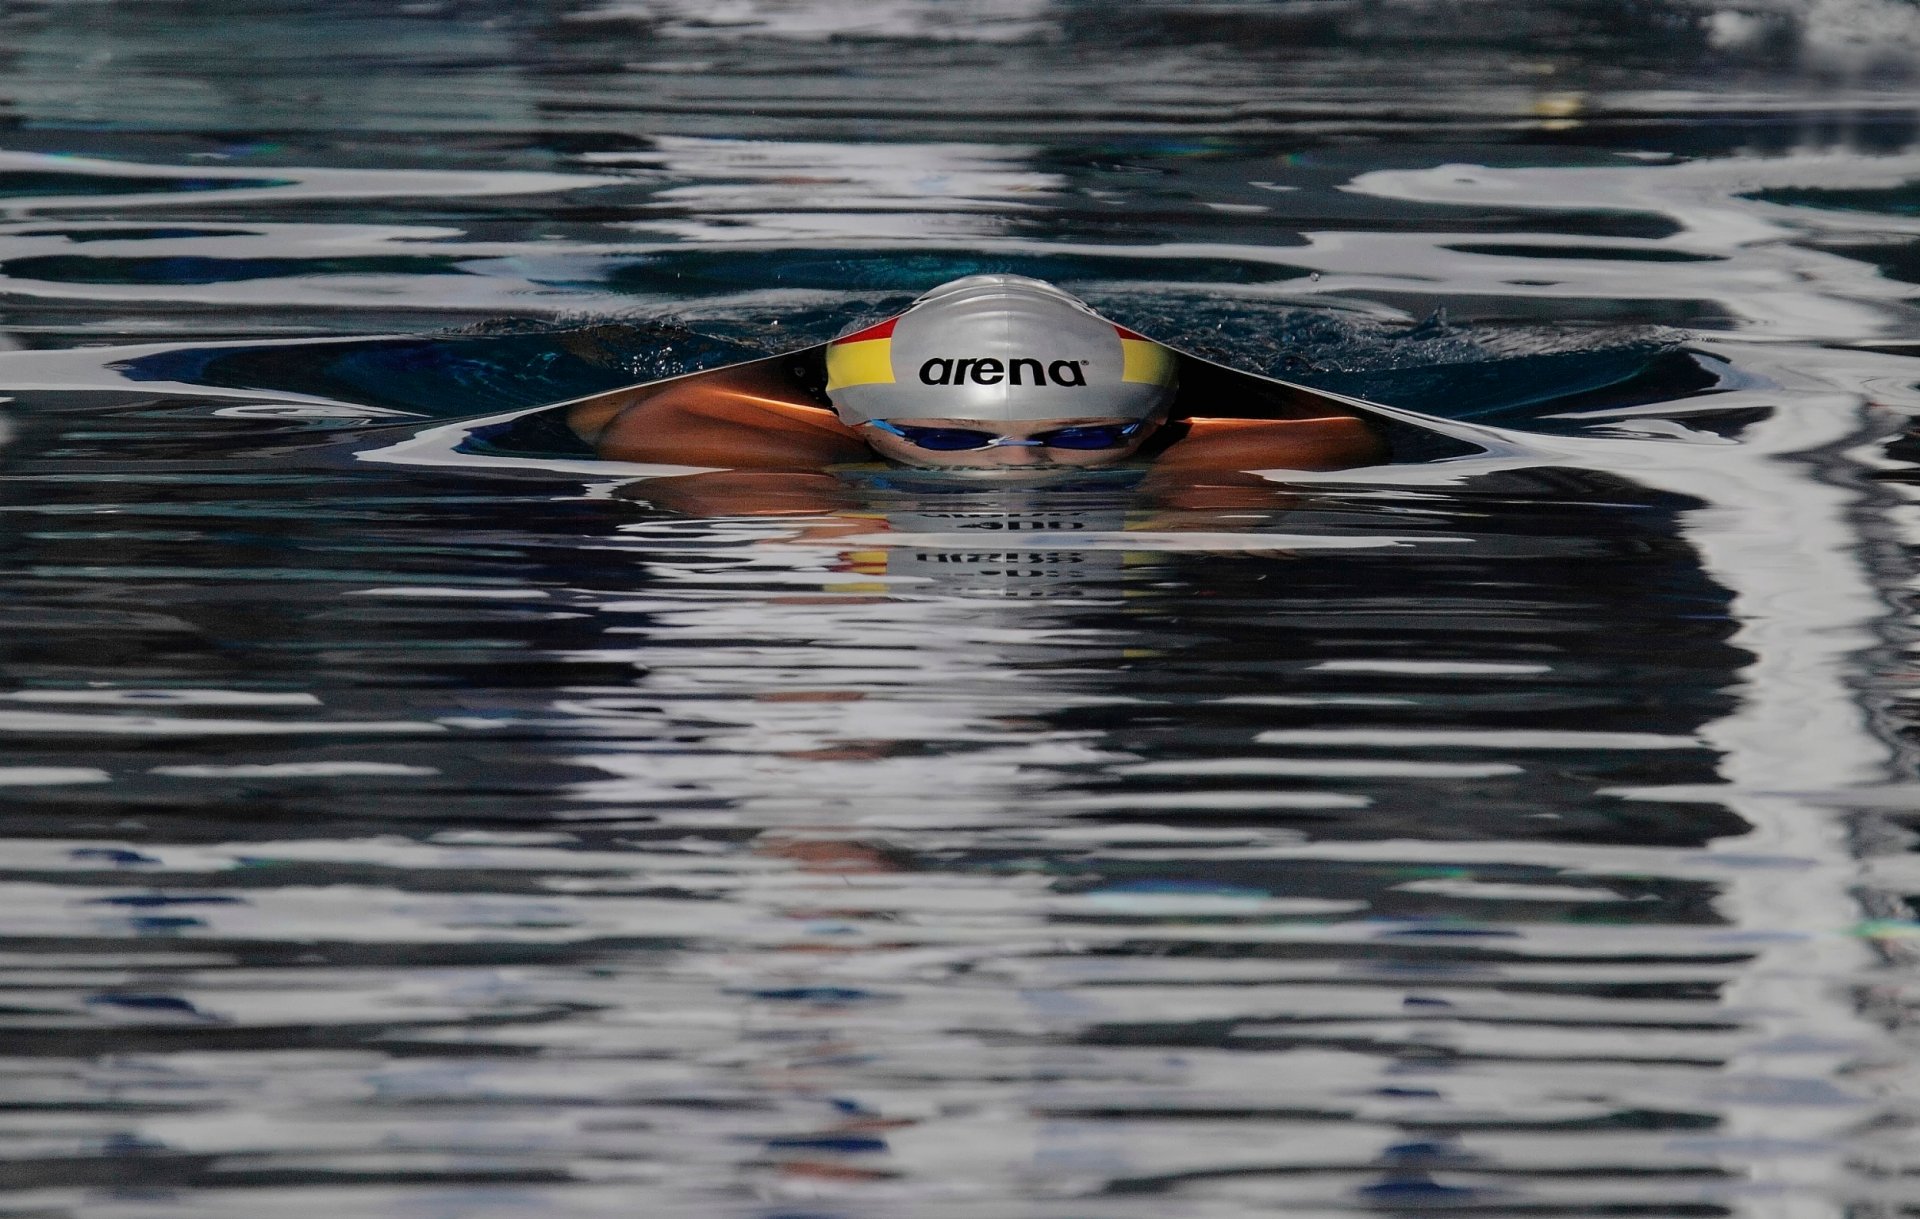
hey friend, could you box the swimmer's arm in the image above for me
[568,362,871,469]
[1150,415,1387,476]
[1135,415,1386,511]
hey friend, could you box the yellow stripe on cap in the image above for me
[825,338,894,391]
[1117,332,1177,386]
[825,317,899,392]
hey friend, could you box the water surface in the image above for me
[2,3,1920,1216]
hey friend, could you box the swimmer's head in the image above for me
[824,275,1179,432]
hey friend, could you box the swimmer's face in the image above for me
[860,416,1161,470]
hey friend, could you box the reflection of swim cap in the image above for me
[825,275,1178,424]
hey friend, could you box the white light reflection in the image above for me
[592,136,1064,242]
[569,0,1055,43]
[342,138,1917,1212]
[1298,155,1917,1212]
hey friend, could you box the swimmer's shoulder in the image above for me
[583,357,867,468]
[1154,411,1386,472]
[566,353,834,441]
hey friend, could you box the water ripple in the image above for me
[0,5,1915,1215]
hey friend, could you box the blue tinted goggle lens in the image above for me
[873,421,1142,451]
[1036,424,1135,449]
[893,426,999,450]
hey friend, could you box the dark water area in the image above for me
[4,2,1920,1216]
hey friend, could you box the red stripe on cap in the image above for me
[1113,324,1152,342]
[831,317,899,345]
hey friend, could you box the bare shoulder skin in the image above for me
[567,361,870,469]
[1151,415,1386,475]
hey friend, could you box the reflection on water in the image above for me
[0,453,1771,1211]
[1,2,1920,1216]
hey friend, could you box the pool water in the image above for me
[4,2,1920,1215]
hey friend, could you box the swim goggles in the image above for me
[861,419,1150,452]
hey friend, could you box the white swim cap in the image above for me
[825,275,1178,424]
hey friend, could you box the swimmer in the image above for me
[565,276,1388,489]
